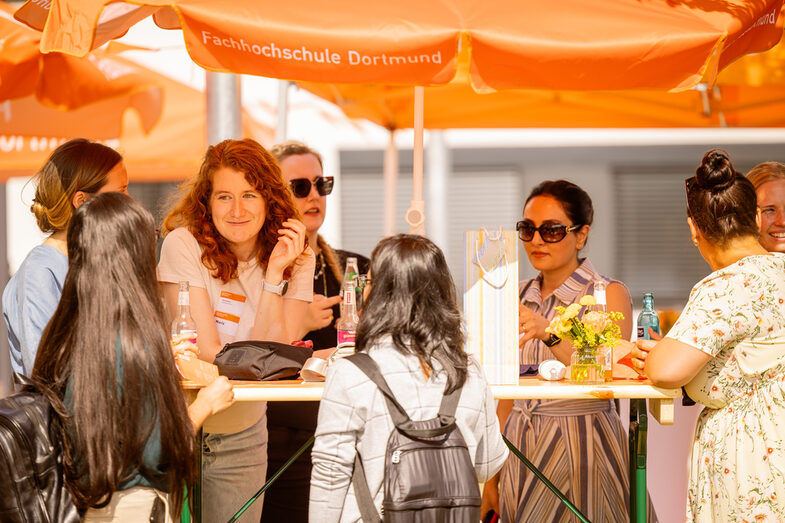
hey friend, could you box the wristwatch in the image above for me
[262,279,289,296]
[543,334,561,347]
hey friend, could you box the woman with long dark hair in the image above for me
[32,192,234,520]
[310,234,507,522]
[3,138,128,376]
[632,150,785,521]
[158,138,314,522]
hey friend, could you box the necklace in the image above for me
[314,251,328,295]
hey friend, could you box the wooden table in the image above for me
[185,376,678,423]
[183,377,680,523]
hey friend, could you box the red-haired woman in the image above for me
[158,138,314,522]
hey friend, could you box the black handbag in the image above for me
[213,340,313,381]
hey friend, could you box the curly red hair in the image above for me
[163,139,303,283]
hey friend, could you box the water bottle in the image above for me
[171,281,197,346]
[336,258,360,350]
[336,281,359,349]
[637,292,661,340]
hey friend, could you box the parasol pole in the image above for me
[405,86,425,235]
[383,130,398,237]
[206,72,242,144]
[275,80,289,143]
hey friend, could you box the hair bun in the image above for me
[695,148,736,193]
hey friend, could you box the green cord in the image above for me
[227,436,315,523]
[502,434,592,523]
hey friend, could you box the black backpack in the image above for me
[347,353,481,523]
[0,375,80,523]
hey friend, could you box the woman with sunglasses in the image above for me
[158,138,315,522]
[262,141,369,523]
[482,180,658,522]
[630,150,785,522]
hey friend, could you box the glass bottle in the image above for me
[171,281,197,344]
[637,292,661,340]
[336,281,359,348]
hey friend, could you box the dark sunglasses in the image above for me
[516,221,583,243]
[289,176,334,198]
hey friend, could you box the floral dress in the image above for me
[668,253,785,523]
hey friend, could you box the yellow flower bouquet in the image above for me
[546,295,625,382]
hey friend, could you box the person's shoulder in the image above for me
[161,227,200,251]
[16,245,67,280]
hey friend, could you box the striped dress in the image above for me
[499,259,658,522]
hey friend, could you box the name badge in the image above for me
[214,290,246,337]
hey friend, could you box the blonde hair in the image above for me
[747,161,785,190]
[270,140,323,170]
[31,138,122,233]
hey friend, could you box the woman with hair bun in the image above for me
[631,149,785,521]
[2,138,128,376]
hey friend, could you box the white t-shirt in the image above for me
[158,226,314,433]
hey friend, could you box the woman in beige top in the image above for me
[158,138,314,522]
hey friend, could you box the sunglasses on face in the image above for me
[516,221,583,243]
[289,176,334,198]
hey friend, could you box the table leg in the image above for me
[628,399,648,523]
[195,427,203,523]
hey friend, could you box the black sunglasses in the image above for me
[516,221,583,243]
[289,176,334,198]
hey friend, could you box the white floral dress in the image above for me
[668,253,785,523]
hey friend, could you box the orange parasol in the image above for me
[15,0,785,233]
[0,3,162,134]
[0,55,273,182]
[13,0,785,91]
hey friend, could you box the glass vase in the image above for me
[570,347,603,384]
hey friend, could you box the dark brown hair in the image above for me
[31,138,122,233]
[32,193,196,511]
[525,179,594,227]
[356,234,468,393]
[686,149,759,246]
[163,138,302,283]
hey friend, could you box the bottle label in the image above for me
[343,285,355,306]
[637,326,648,340]
[337,330,355,345]
[172,329,197,344]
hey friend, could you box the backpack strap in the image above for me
[347,353,461,439]
[351,454,382,523]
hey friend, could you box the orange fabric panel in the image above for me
[0,55,272,182]
[18,0,785,91]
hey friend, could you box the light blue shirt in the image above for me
[2,245,68,376]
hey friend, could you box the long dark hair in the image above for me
[356,234,468,393]
[32,193,196,510]
[686,149,759,246]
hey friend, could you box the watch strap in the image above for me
[263,279,289,296]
